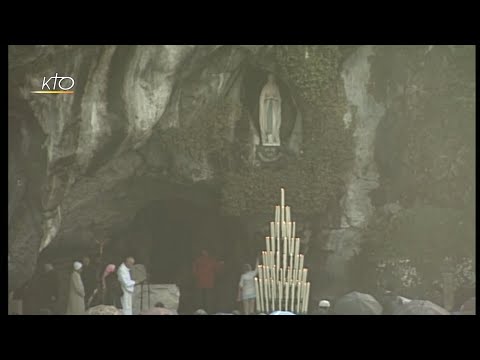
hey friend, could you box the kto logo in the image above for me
[31,73,75,94]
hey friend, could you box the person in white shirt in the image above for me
[117,256,139,315]
[238,257,260,315]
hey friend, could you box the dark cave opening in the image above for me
[116,195,251,313]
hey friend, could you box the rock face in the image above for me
[8,45,475,299]
[323,46,385,295]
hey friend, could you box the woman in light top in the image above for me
[238,257,260,315]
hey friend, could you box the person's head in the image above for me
[82,256,90,267]
[155,302,165,308]
[267,73,275,83]
[44,263,54,273]
[103,264,116,278]
[243,263,252,273]
[194,309,208,315]
[318,300,331,310]
[73,261,83,273]
[125,256,135,268]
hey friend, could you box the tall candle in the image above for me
[281,207,284,227]
[258,279,264,313]
[290,282,295,312]
[292,221,296,239]
[271,279,275,310]
[303,282,308,314]
[258,265,263,281]
[294,255,299,273]
[298,282,303,314]
[287,267,292,282]
[299,255,304,271]
[281,188,285,208]
[282,222,286,238]
[289,253,293,271]
[283,236,287,256]
[283,253,287,270]
[276,222,280,241]
[286,222,291,239]
[264,277,270,313]
[278,281,282,310]
[275,206,280,223]
[270,222,275,239]
[293,269,298,282]
[286,206,291,223]
[295,238,300,259]
[276,251,280,279]
[266,237,270,252]
[285,282,289,312]
[255,278,260,312]
[303,269,308,284]
[271,237,275,253]
[304,282,310,313]
[296,282,301,313]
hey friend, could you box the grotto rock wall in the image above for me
[8,45,475,298]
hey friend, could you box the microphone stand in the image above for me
[139,271,151,312]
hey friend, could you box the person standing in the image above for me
[192,250,223,313]
[117,256,139,315]
[66,262,85,315]
[102,264,123,307]
[36,263,59,314]
[81,256,98,309]
[238,257,260,315]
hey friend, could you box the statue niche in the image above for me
[259,74,281,146]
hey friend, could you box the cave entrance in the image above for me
[118,195,247,313]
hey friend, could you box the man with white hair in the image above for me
[313,300,331,315]
[66,261,85,315]
[117,256,140,315]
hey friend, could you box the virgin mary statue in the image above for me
[259,74,282,146]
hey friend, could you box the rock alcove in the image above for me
[9,45,475,314]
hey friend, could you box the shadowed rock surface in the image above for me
[9,46,474,313]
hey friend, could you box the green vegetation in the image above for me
[349,46,475,299]
[220,45,353,216]
[159,101,242,161]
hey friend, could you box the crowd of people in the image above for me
[11,248,471,315]
[11,249,272,315]
[4,250,384,316]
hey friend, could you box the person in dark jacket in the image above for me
[81,256,98,308]
[23,263,59,314]
[102,264,122,307]
[36,263,59,314]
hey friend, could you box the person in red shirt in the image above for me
[193,249,223,313]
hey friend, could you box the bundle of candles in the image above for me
[254,188,310,314]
